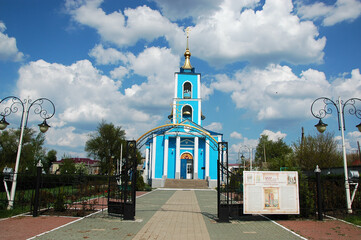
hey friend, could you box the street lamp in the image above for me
[239,145,253,170]
[311,96,361,214]
[240,154,245,170]
[0,96,55,209]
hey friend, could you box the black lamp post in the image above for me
[310,96,361,214]
[0,96,55,209]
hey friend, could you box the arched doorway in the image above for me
[180,152,193,179]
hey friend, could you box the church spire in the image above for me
[182,27,192,70]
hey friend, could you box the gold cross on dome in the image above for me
[185,27,191,38]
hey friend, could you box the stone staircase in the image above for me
[163,179,209,189]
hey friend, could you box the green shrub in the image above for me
[54,189,66,212]
[136,172,145,191]
[298,172,314,218]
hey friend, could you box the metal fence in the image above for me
[0,172,122,217]
[1,170,360,219]
[306,175,361,217]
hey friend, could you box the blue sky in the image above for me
[1,0,361,162]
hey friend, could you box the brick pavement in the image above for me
[28,189,306,240]
[33,190,175,239]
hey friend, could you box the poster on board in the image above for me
[243,171,299,214]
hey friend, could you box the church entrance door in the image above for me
[180,153,193,179]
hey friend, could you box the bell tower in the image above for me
[168,27,205,125]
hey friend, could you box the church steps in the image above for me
[163,179,208,189]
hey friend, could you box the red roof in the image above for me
[351,159,361,166]
[228,163,240,167]
[57,158,99,165]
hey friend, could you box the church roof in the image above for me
[167,119,223,137]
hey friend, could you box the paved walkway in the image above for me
[133,190,209,240]
[27,189,305,240]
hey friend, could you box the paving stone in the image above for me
[195,190,303,240]
[33,189,304,240]
[133,190,210,240]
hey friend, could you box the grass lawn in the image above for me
[0,206,30,218]
[344,215,361,226]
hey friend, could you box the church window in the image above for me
[183,82,192,99]
[182,105,192,121]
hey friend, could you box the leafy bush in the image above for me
[299,172,314,218]
[54,189,66,212]
[136,172,145,191]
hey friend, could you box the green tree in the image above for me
[60,157,76,174]
[85,121,126,174]
[293,132,342,171]
[255,135,293,171]
[75,162,88,175]
[0,128,47,173]
[43,149,57,174]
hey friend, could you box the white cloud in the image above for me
[201,83,213,100]
[17,59,124,123]
[297,0,361,26]
[152,0,221,21]
[331,68,361,98]
[186,0,326,66]
[211,64,331,121]
[204,122,223,132]
[110,66,129,80]
[66,0,325,67]
[123,47,180,111]
[346,131,361,152]
[15,45,180,150]
[260,129,287,141]
[89,44,127,65]
[230,131,243,139]
[46,126,89,147]
[229,137,259,161]
[0,22,24,62]
[66,0,183,47]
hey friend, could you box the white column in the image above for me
[145,147,149,180]
[198,100,201,125]
[163,137,169,178]
[194,137,199,179]
[174,73,178,98]
[149,143,153,180]
[151,135,157,179]
[172,99,177,124]
[205,139,210,179]
[175,136,181,179]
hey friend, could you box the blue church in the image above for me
[142,35,223,188]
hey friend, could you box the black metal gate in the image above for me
[217,142,243,222]
[108,140,137,220]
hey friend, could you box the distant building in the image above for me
[228,163,241,173]
[51,158,100,174]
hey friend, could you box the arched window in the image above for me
[182,105,192,121]
[183,82,192,99]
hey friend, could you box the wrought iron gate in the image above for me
[108,140,137,220]
[217,142,243,222]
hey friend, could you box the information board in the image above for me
[243,171,299,214]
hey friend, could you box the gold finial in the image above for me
[182,27,192,70]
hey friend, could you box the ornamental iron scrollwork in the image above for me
[311,97,361,131]
[0,96,55,128]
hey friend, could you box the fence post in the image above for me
[33,160,43,217]
[314,165,323,221]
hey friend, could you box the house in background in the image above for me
[51,158,100,175]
